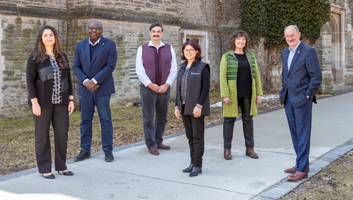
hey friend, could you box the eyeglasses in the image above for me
[284,34,297,39]
[89,27,102,31]
[183,49,195,53]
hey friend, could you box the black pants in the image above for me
[223,97,254,149]
[32,104,69,173]
[182,113,205,168]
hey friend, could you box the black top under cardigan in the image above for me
[26,51,73,107]
[234,53,252,97]
[175,60,210,116]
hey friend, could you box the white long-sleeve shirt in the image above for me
[135,40,177,87]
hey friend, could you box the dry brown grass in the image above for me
[0,91,284,176]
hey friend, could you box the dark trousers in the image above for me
[284,96,312,173]
[182,113,205,168]
[32,104,69,173]
[140,86,170,149]
[79,91,113,153]
[223,97,254,149]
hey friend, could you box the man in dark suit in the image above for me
[73,21,117,162]
[280,25,322,181]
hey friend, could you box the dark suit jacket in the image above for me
[26,52,73,107]
[280,42,322,107]
[73,36,117,97]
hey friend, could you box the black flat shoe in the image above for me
[58,170,74,176]
[182,164,193,173]
[42,173,55,179]
[189,167,202,177]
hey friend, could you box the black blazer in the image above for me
[26,52,73,107]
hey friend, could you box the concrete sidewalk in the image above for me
[1,91,352,200]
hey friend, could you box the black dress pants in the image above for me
[223,97,254,149]
[182,114,205,168]
[32,104,69,173]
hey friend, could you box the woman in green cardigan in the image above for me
[219,30,263,160]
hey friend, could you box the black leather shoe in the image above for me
[74,150,90,162]
[105,151,114,162]
[58,170,74,176]
[182,164,193,173]
[189,167,202,177]
[42,173,55,179]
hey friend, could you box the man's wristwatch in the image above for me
[69,99,75,102]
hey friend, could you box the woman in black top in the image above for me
[174,40,210,177]
[26,26,74,179]
[219,30,263,160]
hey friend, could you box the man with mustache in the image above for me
[280,25,322,181]
[136,23,177,155]
[73,20,117,162]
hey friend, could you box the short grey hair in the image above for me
[284,25,300,33]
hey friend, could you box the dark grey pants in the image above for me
[32,104,69,173]
[140,86,170,149]
[223,97,254,149]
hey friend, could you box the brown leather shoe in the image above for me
[224,149,232,160]
[287,171,308,181]
[157,143,171,150]
[284,165,297,173]
[284,165,310,173]
[246,148,258,159]
[148,147,159,155]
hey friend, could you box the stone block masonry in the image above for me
[0,15,66,118]
[0,0,352,117]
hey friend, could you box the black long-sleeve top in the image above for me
[26,52,73,107]
[235,53,252,97]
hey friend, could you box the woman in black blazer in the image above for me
[26,25,74,179]
[174,40,210,177]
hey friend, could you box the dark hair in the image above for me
[89,20,103,30]
[180,40,202,61]
[32,26,68,69]
[149,23,163,32]
[229,30,249,52]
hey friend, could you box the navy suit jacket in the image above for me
[280,42,322,107]
[73,36,117,97]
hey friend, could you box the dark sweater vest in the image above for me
[141,43,172,86]
[176,61,210,116]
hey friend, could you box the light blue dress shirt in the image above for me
[287,41,301,71]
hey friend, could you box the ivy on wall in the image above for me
[239,0,331,49]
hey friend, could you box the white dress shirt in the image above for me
[135,40,177,87]
[287,41,301,71]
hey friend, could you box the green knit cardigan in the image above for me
[219,51,263,117]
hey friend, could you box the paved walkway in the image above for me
[1,91,352,200]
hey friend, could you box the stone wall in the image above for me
[1,0,353,118]
[0,15,66,118]
[0,0,237,118]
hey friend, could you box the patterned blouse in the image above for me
[49,56,62,104]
